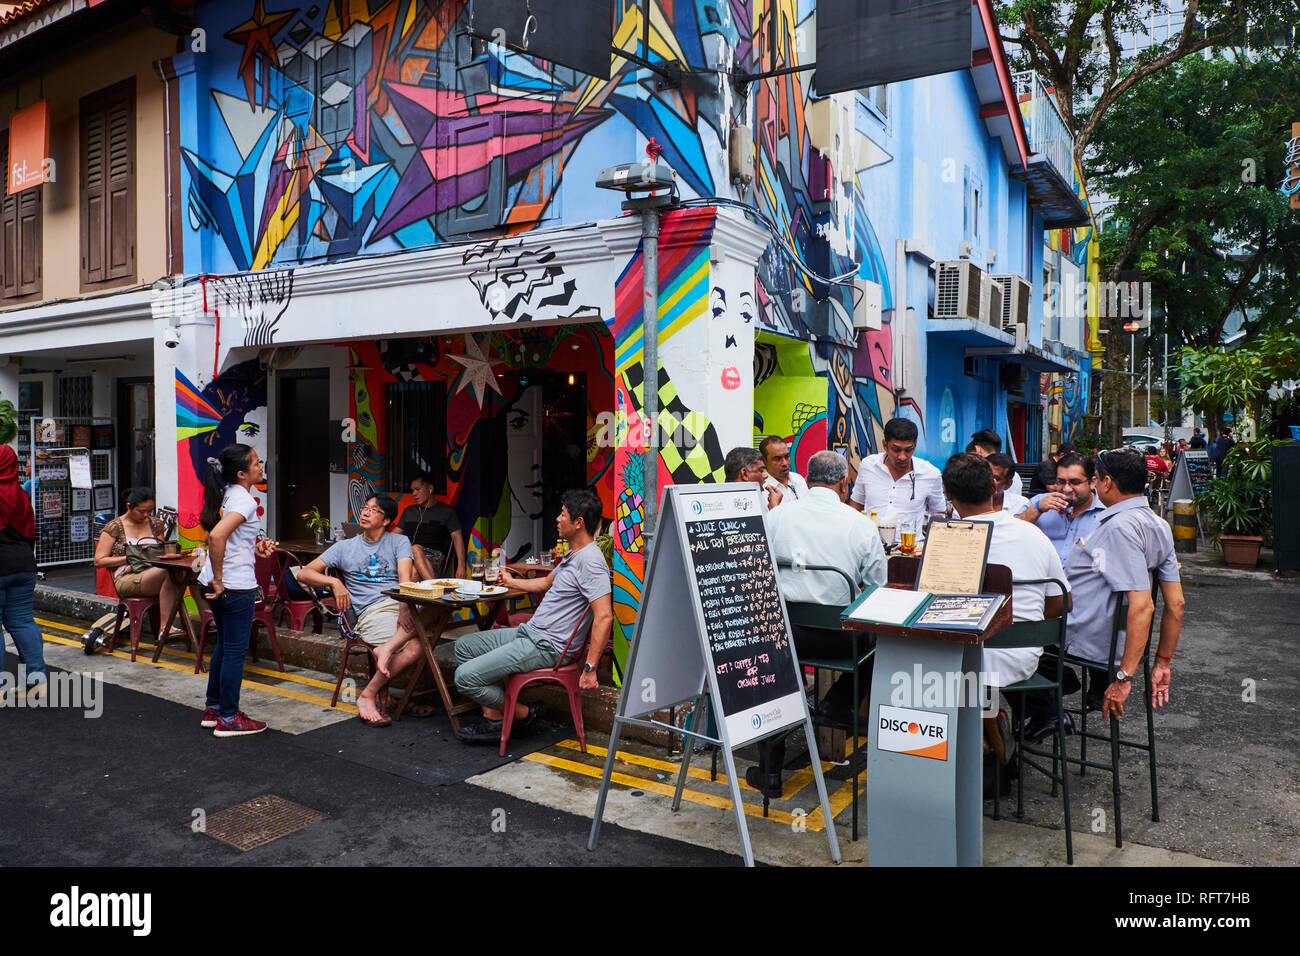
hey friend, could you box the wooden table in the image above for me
[279,538,331,559]
[381,585,523,729]
[140,555,203,662]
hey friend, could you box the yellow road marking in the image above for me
[37,616,344,691]
[39,632,357,714]
[522,750,826,830]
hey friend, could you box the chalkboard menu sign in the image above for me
[1183,450,1213,497]
[686,514,801,722]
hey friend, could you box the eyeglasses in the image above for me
[360,505,385,515]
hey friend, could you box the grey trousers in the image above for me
[453,623,559,711]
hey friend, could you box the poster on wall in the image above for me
[41,491,63,519]
[69,456,93,490]
[94,485,115,510]
[37,463,68,483]
[92,424,114,449]
[72,488,91,512]
[69,515,90,544]
[72,425,92,449]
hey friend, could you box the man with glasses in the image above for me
[1062,448,1186,718]
[1017,453,1106,563]
[297,495,424,726]
[849,418,946,535]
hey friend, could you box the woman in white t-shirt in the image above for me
[197,443,269,738]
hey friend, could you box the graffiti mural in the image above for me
[176,362,268,546]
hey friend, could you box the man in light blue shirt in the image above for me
[1018,452,1106,562]
[757,450,887,796]
[1062,448,1185,720]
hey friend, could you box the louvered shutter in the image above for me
[1,136,15,297]
[80,78,134,286]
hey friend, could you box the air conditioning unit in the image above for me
[984,277,1002,328]
[853,277,882,330]
[992,274,1032,336]
[933,260,987,321]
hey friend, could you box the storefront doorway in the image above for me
[276,368,330,540]
[117,378,154,507]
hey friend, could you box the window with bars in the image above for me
[79,77,136,288]
[58,377,93,419]
[0,131,42,299]
[385,381,447,495]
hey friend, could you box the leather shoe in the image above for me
[1023,712,1075,744]
[456,716,504,745]
[745,765,783,799]
[515,701,546,736]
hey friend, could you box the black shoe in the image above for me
[745,765,783,799]
[1023,712,1075,744]
[515,701,546,736]
[456,716,504,745]
[810,700,855,731]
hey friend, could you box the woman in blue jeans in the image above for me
[197,443,268,737]
[0,445,46,696]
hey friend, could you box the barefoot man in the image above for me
[296,495,429,726]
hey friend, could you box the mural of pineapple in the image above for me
[615,455,646,553]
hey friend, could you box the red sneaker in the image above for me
[213,712,268,737]
[200,708,220,728]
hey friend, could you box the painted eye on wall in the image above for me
[239,423,260,437]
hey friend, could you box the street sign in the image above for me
[588,483,841,867]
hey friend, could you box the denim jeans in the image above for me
[0,571,46,684]
[453,623,559,711]
[204,588,257,720]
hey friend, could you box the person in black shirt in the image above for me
[0,445,46,696]
[394,471,465,580]
[1189,428,1207,450]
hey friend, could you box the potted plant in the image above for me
[302,506,331,545]
[0,399,17,445]
[1202,470,1269,567]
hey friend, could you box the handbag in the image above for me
[123,536,165,575]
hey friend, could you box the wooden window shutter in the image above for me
[17,183,40,295]
[81,77,135,286]
[1,136,15,297]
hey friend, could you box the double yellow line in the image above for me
[35,616,358,714]
[523,739,859,832]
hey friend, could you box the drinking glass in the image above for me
[470,556,484,581]
[484,562,500,585]
[899,516,918,556]
[541,549,554,568]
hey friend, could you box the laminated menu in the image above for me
[843,584,1005,633]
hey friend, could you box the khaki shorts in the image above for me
[114,568,153,597]
[355,597,403,647]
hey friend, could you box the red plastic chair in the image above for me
[329,606,388,712]
[105,591,161,663]
[274,549,335,633]
[498,604,595,756]
[193,553,284,673]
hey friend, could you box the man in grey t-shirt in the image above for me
[453,489,613,745]
[297,495,422,726]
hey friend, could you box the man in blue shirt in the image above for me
[1017,453,1106,563]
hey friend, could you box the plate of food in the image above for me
[451,585,507,600]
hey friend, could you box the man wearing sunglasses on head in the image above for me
[1061,448,1185,719]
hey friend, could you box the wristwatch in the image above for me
[582,662,596,674]
[1114,668,1132,683]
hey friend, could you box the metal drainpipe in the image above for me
[641,207,660,538]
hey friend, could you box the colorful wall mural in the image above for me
[175,363,269,547]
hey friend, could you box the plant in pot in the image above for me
[302,506,331,546]
[1202,470,1269,568]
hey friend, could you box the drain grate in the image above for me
[197,794,327,852]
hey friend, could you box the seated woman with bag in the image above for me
[93,487,184,635]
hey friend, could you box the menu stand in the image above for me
[841,561,1012,866]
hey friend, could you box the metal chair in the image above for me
[193,552,285,673]
[775,561,869,840]
[985,577,1073,864]
[498,605,596,756]
[330,604,388,711]
[1062,576,1161,849]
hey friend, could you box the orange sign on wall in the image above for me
[8,99,50,195]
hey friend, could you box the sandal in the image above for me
[359,712,392,728]
[393,700,438,719]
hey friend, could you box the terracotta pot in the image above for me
[1219,534,1263,569]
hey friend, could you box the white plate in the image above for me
[452,585,507,599]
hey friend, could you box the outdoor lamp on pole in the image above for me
[594,141,679,538]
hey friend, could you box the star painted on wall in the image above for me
[450,335,503,405]
[225,0,295,107]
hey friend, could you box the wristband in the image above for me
[1156,654,1172,663]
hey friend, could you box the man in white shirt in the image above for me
[759,450,888,797]
[942,453,1070,756]
[849,418,946,536]
[988,453,1030,515]
[968,429,1024,497]
[725,446,778,510]
[759,437,808,506]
